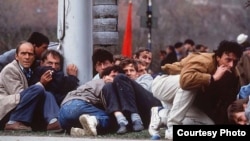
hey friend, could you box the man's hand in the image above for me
[103,75,114,83]
[40,70,53,86]
[213,65,231,81]
[67,64,78,76]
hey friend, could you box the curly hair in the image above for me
[214,40,243,59]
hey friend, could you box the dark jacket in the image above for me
[30,66,79,105]
[160,52,178,66]
[194,70,240,124]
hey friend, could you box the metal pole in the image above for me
[57,0,93,85]
[147,0,152,50]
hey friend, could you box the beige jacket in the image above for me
[0,60,27,120]
[162,52,223,90]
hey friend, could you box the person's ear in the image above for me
[15,54,18,60]
[216,56,221,64]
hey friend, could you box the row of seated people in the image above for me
[0,37,249,140]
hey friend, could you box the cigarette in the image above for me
[50,70,54,75]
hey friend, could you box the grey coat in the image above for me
[61,79,105,106]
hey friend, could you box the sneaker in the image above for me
[148,107,161,137]
[47,121,63,133]
[79,114,98,136]
[165,127,173,140]
[132,120,144,132]
[4,122,32,131]
[116,122,127,134]
[70,127,86,137]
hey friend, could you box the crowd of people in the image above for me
[0,31,250,140]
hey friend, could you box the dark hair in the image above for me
[27,32,49,47]
[174,42,183,49]
[160,50,167,56]
[40,49,64,69]
[100,65,124,78]
[227,98,248,124]
[119,58,138,72]
[214,40,243,59]
[195,44,203,50]
[161,45,177,65]
[92,48,113,66]
[168,45,176,53]
[184,39,195,46]
[134,47,151,59]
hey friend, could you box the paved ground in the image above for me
[0,136,168,141]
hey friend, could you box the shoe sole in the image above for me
[79,115,96,136]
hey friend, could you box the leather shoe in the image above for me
[47,121,63,132]
[4,122,31,131]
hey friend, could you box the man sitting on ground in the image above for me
[0,41,61,132]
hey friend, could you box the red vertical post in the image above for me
[122,1,132,58]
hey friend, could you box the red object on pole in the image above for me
[122,1,132,58]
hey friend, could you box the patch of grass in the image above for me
[0,128,166,140]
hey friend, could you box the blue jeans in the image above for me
[9,85,45,123]
[43,91,60,123]
[9,85,59,125]
[58,99,110,132]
